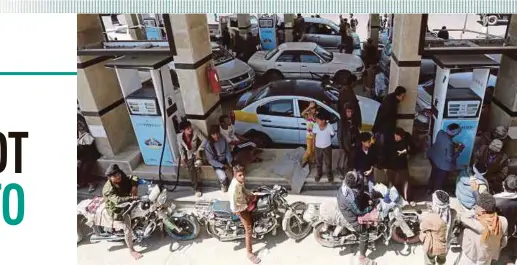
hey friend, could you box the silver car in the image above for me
[211,43,256,96]
[247,42,364,82]
[302,17,362,56]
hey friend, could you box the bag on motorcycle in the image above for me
[357,209,379,225]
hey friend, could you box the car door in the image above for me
[296,99,339,146]
[316,23,341,48]
[299,51,330,79]
[302,22,319,43]
[273,51,301,79]
[256,99,300,144]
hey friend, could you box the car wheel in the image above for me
[266,71,283,82]
[245,131,272,148]
[487,15,498,25]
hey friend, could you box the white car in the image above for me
[247,42,364,83]
[106,25,133,41]
[415,72,497,122]
[231,79,380,146]
[211,43,256,96]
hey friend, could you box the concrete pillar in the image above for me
[124,14,145,40]
[490,15,517,156]
[284,14,295,42]
[388,14,423,134]
[169,14,223,135]
[77,14,137,157]
[368,14,380,47]
[237,14,251,39]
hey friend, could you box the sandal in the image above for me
[248,254,261,264]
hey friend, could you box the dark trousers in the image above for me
[427,162,448,193]
[77,159,96,185]
[316,146,333,178]
[353,223,368,257]
[186,157,201,191]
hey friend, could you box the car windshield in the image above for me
[328,20,339,30]
[212,47,234,66]
[248,85,270,103]
[314,45,333,62]
[265,48,279,60]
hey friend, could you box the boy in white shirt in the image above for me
[313,112,335,182]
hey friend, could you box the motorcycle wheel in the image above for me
[390,219,421,245]
[77,215,87,244]
[283,201,312,240]
[164,215,200,241]
[313,223,340,248]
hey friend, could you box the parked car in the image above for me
[478,14,511,26]
[211,43,256,96]
[231,79,380,146]
[247,42,364,83]
[415,72,498,123]
[106,25,133,41]
[301,17,362,56]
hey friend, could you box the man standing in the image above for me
[177,120,207,197]
[349,14,358,32]
[427,123,463,194]
[455,193,508,265]
[340,27,354,54]
[313,112,336,182]
[337,74,362,129]
[102,164,141,260]
[420,190,455,265]
[372,86,406,169]
[228,164,261,264]
[495,175,517,265]
[473,139,509,194]
[363,38,378,68]
[353,132,377,192]
[456,162,490,211]
[293,13,306,42]
[337,103,360,177]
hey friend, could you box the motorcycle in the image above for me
[193,184,312,241]
[308,184,421,253]
[77,179,200,244]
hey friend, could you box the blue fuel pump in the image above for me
[258,15,277,50]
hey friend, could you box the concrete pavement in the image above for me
[77,188,514,265]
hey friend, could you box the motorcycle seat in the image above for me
[211,200,239,221]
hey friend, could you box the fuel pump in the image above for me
[105,56,184,168]
[258,14,277,50]
[143,17,163,40]
[430,55,497,169]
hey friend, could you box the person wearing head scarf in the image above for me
[427,123,463,194]
[456,162,490,211]
[77,117,101,192]
[420,190,456,265]
[455,193,508,265]
[494,175,517,264]
[474,125,509,154]
[474,139,509,194]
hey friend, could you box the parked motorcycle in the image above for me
[77,179,200,244]
[308,184,421,252]
[193,185,312,241]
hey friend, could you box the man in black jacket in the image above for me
[372,86,406,169]
[337,103,360,177]
[495,175,517,264]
